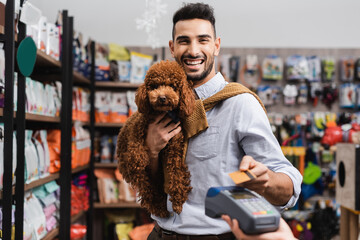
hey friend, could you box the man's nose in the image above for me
[187,42,200,56]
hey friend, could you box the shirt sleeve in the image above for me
[234,93,303,210]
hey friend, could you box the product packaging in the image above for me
[130,52,153,83]
[95,91,110,123]
[262,55,283,81]
[118,61,131,82]
[109,92,128,123]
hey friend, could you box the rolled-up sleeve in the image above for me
[236,93,303,210]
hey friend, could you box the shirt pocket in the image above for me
[188,126,220,161]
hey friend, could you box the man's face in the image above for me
[169,19,220,87]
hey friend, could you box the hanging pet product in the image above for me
[321,83,338,109]
[257,85,274,106]
[239,55,262,91]
[354,58,360,81]
[285,55,309,81]
[262,55,283,81]
[283,84,298,105]
[217,54,240,82]
[321,57,336,82]
[339,83,356,108]
[306,56,321,82]
[309,82,323,107]
[297,83,308,104]
[340,57,355,81]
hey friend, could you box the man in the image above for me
[147,3,302,239]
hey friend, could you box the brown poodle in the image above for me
[116,60,195,217]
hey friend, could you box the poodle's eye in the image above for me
[169,84,177,90]
[149,84,157,90]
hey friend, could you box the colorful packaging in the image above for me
[262,55,283,81]
[37,16,47,52]
[340,57,355,81]
[285,55,309,80]
[24,193,47,239]
[109,92,128,123]
[118,61,131,82]
[46,22,60,60]
[306,56,321,82]
[339,83,356,108]
[126,91,137,116]
[95,91,110,123]
[321,57,336,82]
[130,52,153,83]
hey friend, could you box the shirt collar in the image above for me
[193,72,227,100]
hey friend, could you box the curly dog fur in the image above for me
[116,60,195,217]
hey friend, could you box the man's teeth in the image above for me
[185,60,202,65]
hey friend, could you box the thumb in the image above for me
[239,155,254,171]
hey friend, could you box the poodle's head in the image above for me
[135,60,195,118]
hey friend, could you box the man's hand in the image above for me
[238,155,294,206]
[146,113,181,176]
[221,215,297,240]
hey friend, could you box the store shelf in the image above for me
[36,50,61,68]
[0,108,61,123]
[25,173,60,191]
[95,81,141,89]
[94,162,118,168]
[95,122,124,128]
[72,164,90,174]
[73,71,91,85]
[71,210,87,223]
[26,113,61,123]
[94,201,141,209]
[41,227,59,240]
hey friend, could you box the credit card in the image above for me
[229,170,256,184]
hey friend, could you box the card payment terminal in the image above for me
[205,186,280,234]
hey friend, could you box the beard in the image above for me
[178,54,215,82]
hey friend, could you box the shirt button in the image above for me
[170,212,174,217]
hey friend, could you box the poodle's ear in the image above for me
[135,84,150,114]
[178,80,195,118]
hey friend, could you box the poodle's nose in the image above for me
[159,96,166,103]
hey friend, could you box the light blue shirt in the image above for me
[152,73,302,235]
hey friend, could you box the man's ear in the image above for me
[169,40,175,58]
[214,37,221,56]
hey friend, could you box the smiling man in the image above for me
[146,3,302,240]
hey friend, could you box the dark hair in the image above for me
[172,3,216,39]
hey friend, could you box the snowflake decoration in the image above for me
[135,0,167,49]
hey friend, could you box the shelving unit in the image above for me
[1,3,94,239]
[95,81,141,89]
[94,202,140,209]
[94,162,117,168]
[94,122,124,128]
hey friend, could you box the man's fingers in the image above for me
[239,155,255,171]
[168,125,181,138]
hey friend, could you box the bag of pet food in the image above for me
[24,192,47,239]
[25,130,39,183]
[126,91,137,116]
[109,92,128,123]
[118,61,131,82]
[95,91,110,123]
[47,129,61,173]
[130,52,153,83]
